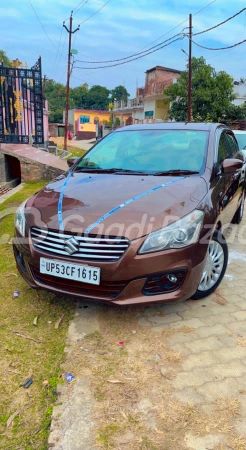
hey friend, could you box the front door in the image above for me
[224,131,244,214]
[214,131,243,225]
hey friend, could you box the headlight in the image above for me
[139,210,204,254]
[15,200,27,237]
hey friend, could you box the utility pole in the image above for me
[63,13,80,150]
[187,13,192,122]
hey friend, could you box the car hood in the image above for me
[26,172,208,240]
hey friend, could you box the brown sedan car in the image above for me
[13,123,245,305]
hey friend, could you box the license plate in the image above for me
[40,258,100,285]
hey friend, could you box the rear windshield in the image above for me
[76,129,209,173]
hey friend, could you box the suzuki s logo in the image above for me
[64,237,79,255]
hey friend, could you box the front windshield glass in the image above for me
[235,133,246,150]
[75,130,209,173]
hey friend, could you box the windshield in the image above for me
[235,133,246,150]
[75,130,209,174]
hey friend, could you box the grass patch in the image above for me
[97,424,119,448]
[53,136,87,158]
[84,330,103,341]
[0,182,74,449]
[66,147,87,158]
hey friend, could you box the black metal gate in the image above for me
[0,57,44,144]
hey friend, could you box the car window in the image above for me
[225,133,238,158]
[234,133,246,150]
[217,133,229,164]
[76,130,209,173]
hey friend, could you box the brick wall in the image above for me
[20,160,65,182]
[145,68,180,96]
[0,153,8,182]
[0,151,65,183]
[229,121,246,131]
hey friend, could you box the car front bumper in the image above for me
[13,230,207,305]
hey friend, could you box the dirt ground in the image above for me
[51,136,91,156]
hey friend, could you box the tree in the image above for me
[0,50,11,67]
[70,83,89,108]
[44,80,77,123]
[111,85,130,102]
[48,109,63,123]
[45,82,111,122]
[228,103,246,121]
[164,57,239,122]
[83,85,110,110]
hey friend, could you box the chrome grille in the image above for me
[30,227,130,261]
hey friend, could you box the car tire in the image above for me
[191,230,228,300]
[232,191,245,224]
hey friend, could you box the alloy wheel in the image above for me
[198,240,224,291]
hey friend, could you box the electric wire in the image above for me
[28,0,58,50]
[193,7,246,36]
[76,6,246,66]
[136,0,217,52]
[75,33,184,64]
[191,38,246,51]
[51,26,65,76]
[75,36,183,70]
[53,33,68,77]
[78,0,112,25]
[73,0,89,15]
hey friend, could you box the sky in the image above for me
[1,0,246,97]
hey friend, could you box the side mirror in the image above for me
[222,158,243,174]
[67,157,80,168]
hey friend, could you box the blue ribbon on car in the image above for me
[58,171,73,231]
[58,174,184,233]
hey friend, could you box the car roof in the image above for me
[115,122,226,133]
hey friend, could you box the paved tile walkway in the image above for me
[49,220,246,450]
[137,222,246,449]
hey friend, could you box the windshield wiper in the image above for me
[112,168,146,174]
[75,167,146,174]
[154,169,200,176]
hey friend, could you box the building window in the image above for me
[145,111,154,118]
[80,115,90,124]
[94,117,99,124]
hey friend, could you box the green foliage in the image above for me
[103,115,121,128]
[44,80,67,123]
[49,109,63,123]
[45,80,130,123]
[83,85,110,110]
[227,103,246,121]
[164,57,245,122]
[111,85,130,102]
[97,423,119,446]
[70,83,89,107]
[0,49,11,67]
